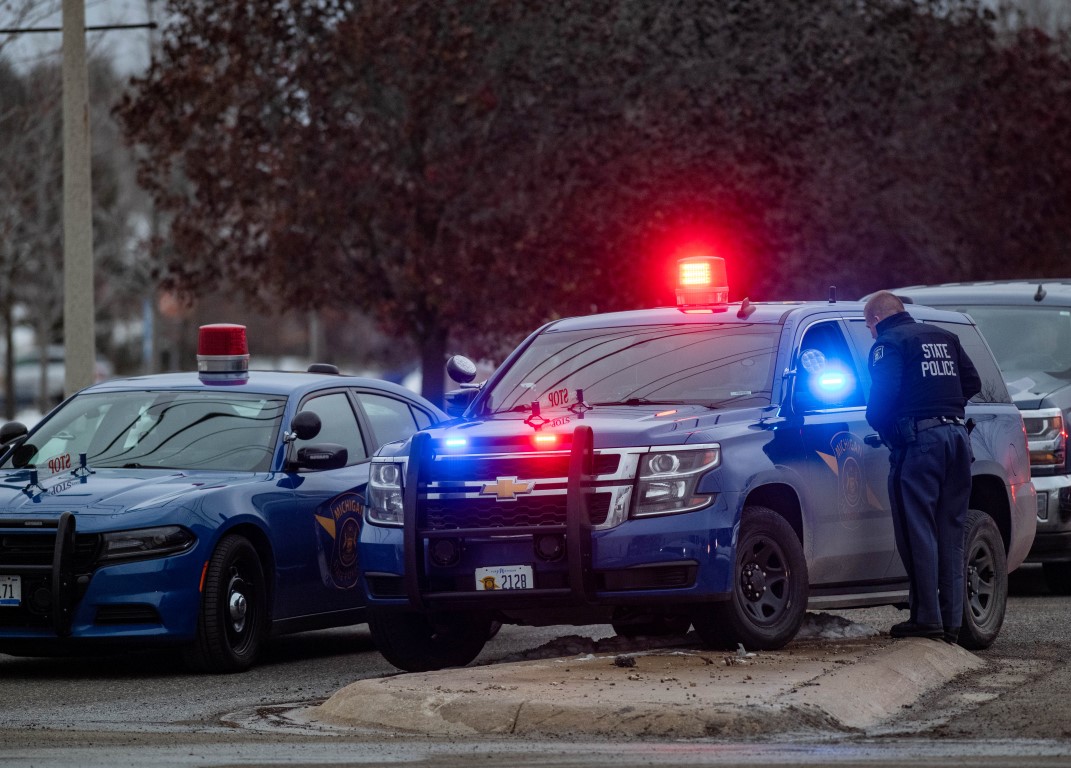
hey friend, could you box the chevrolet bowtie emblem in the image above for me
[480,476,533,500]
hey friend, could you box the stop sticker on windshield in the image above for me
[45,452,72,477]
[546,388,570,408]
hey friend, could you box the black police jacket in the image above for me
[866,311,982,442]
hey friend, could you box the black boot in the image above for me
[890,621,943,639]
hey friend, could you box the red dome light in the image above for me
[198,324,248,356]
[197,324,249,381]
[675,257,728,306]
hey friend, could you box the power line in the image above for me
[0,22,157,34]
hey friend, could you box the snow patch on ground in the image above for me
[797,611,881,640]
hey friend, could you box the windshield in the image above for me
[949,306,1071,380]
[483,323,781,414]
[1,391,287,474]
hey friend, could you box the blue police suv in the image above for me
[0,324,445,672]
[360,258,1036,672]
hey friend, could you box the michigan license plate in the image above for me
[0,575,20,607]
[475,565,533,591]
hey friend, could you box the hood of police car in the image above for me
[1005,370,1071,410]
[0,467,263,520]
[389,403,761,453]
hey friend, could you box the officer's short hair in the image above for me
[864,291,905,324]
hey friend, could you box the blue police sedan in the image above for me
[0,325,445,672]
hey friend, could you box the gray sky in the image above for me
[1,0,157,74]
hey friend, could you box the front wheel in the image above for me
[958,509,1007,650]
[182,534,268,673]
[368,609,491,672]
[693,506,808,651]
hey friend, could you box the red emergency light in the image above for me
[533,433,559,449]
[675,256,728,307]
[197,323,250,382]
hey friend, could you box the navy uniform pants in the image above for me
[888,423,972,629]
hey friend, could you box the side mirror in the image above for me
[444,387,480,417]
[296,444,348,471]
[291,411,322,441]
[445,355,477,384]
[11,443,36,468]
[784,349,827,416]
[0,421,28,447]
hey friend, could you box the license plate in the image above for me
[475,565,533,591]
[0,575,20,607]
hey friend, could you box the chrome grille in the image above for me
[422,492,612,530]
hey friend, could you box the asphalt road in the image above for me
[0,621,616,732]
[0,565,1069,767]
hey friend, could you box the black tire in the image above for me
[487,619,503,640]
[368,609,491,672]
[1042,562,1071,595]
[959,509,1008,650]
[693,506,807,651]
[182,535,268,673]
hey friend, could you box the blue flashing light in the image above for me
[808,363,856,403]
[444,437,468,449]
[818,372,846,390]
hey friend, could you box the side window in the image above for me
[929,321,1012,405]
[794,320,866,411]
[355,392,421,446]
[845,318,876,396]
[297,392,368,464]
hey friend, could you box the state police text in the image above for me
[921,342,956,377]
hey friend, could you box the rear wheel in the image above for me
[368,609,491,672]
[693,506,807,651]
[182,534,268,673]
[958,509,1007,650]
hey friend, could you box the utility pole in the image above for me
[62,0,95,395]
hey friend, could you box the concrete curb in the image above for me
[781,636,984,729]
[313,636,983,738]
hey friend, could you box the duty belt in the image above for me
[916,416,964,431]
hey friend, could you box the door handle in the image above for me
[864,433,884,448]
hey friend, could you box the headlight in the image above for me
[368,460,405,526]
[632,445,720,518]
[98,526,195,563]
[1023,408,1067,473]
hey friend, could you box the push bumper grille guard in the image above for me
[403,425,595,610]
[0,511,78,636]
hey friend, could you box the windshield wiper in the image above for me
[591,398,711,407]
[488,402,534,415]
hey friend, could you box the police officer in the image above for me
[864,291,981,643]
